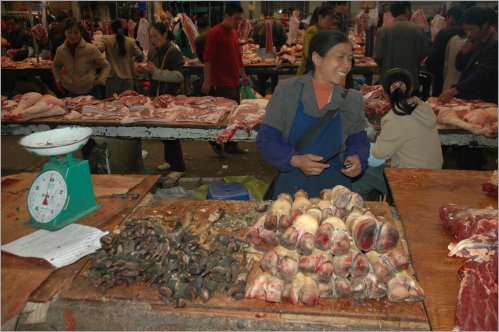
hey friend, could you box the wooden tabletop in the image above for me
[54,198,429,331]
[385,168,497,331]
[1,173,160,325]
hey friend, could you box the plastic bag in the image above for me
[241,85,256,100]
[154,186,194,198]
[193,175,268,201]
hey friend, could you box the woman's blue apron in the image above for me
[272,93,351,199]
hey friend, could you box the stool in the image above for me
[206,182,250,201]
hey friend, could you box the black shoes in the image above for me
[209,141,248,156]
[209,141,225,158]
[224,146,248,154]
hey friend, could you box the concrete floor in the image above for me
[2,135,496,189]
[1,136,276,183]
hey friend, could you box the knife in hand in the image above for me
[320,148,347,164]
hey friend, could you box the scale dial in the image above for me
[27,170,68,223]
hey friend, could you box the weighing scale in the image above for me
[19,127,101,231]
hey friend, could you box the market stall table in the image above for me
[10,198,430,330]
[384,168,497,331]
[1,173,160,328]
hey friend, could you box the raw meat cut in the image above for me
[439,203,498,331]
[178,13,199,53]
[360,85,391,118]
[216,100,267,145]
[427,97,498,137]
[455,252,498,331]
[237,18,251,41]
[439,204,498,242]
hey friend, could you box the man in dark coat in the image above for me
[426,6,464,97]
[439,6,498,103]
[374,2,429,92]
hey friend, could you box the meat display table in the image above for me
[1,173,160,328]
[8,198,429,331]
[2,117,496,148]
[384,168,497,331]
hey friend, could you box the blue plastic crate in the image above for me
[206,182,250,201]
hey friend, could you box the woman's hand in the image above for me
[291,154,330,176]
[341,155,362,178]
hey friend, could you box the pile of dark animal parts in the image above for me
[87,217,249,308]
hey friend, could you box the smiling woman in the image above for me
[256,30,369,199]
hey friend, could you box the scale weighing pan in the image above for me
[19,127,92,156]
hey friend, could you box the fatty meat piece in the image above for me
[315,216,350,255]
[366,249,409,283]
[265,193,292,231]
[279,209,319,252]
[260,249,279,275]
[12,92,43,113]
[274,245,300,282]
[246,215,275,245]
[245,272,285,303]
[350,213,399,253]
[448,231,498,262]
[282,272,306,304]
[299,274,319,305]
[290,189,311,222]
[387,270,425,302]
[332,252,353,278]
[350,246,371,278]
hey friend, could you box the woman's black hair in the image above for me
[310,4,334,26]
[151,22,174,41]
[304,30,350,74]
[381,68,417,116]
[111,19,126,57]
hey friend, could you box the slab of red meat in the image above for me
[455,252,498,331]
[440,204,498,331]
[439,204,498,242]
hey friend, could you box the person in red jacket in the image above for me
[201,3,250,156]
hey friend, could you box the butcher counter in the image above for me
[385,168,498,331]
[1,169,496,330]
[2,178,430,331]
[1,116,497,148]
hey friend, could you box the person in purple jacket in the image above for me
[256,30,369,199]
